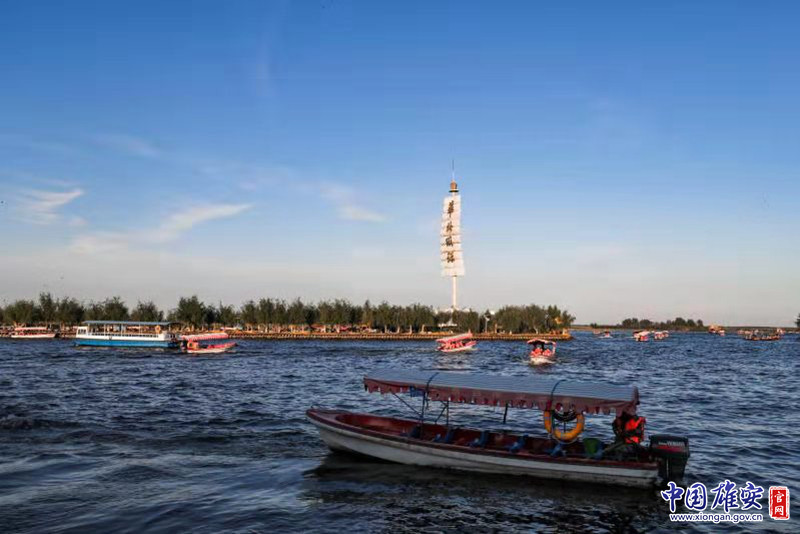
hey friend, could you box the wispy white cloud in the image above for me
[93,133,161,158]
[17,188,84,224]
[318,182,386,223]
[152,203,254,243]
[70,203,253,253]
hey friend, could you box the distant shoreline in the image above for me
[1,330,573,342]
[226,331,573,341]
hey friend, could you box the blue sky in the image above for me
[1,1,798,325]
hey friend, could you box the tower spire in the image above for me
[450,159,458,193]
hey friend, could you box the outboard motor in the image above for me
[650,434,690,482]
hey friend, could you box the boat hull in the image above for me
[307,410,658,488]
[10,334,57,339]
[437,344,477,353]
[74,337,177,348]
[186,342,236,354]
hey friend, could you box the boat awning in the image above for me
[364,369,639,415]
[181,333,229,341]
[527,338,555,345]
[436,332,473,343]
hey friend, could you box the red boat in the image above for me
[307,370,690,488]
[181,333,236,354]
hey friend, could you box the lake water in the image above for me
[1,333,797,533]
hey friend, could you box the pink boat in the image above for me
[436,332,477,353]
[633,331,651,342]
[10,326,57,339]
[181,333,236,354]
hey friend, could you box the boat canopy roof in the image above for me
[83,320,172,326]
[436,332,473,343]
[181,333,229,341]
[364,369,639,415]
[527,338,555,345]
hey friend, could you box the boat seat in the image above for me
[433,427,458,444]
[545,442,566,457]
[403,425,422,439]
[583,438,604,460]
[507,434,528,454]
[469,430,490,448]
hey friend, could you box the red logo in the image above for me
[769,487,790,520]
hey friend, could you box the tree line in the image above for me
[609,317,706,330]
[0,293,575,333]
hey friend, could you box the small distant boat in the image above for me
[10,326,57,339]
[182,333,236,354]
[75,320,179,348]
[633,331,651,342]
[708,325,726,336]
[528,338,556,365]
[600,330,612,339]
[741,330,783,342]
[436,332,477,353]
[653,331,669,341]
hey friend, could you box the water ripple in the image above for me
[0,334,798,532]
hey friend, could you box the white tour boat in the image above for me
[308,369,690,488]
[75,320,178,348]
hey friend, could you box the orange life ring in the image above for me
[543,410,585,442]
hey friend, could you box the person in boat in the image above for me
[606,411,646,459]
[530,341,552,357]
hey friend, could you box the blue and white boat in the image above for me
[75,320,179,348]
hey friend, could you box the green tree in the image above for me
[239,300,259,329]
[4,299,38,325]
[130,301,164,322]
[361,300,374,328]
[216,302,238,326]
[101,297,130,321]
[287,298,306,326]
[38,292,57,325]
[84,301,106,321]
[174,295,206,329]
[796,313,800,328]
[56,297,84,326]
[375,301,392,333]
[272,300,288,326]
[257,298,276,328]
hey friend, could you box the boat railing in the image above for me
[80,330,173,339]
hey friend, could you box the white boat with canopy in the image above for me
[527,338,556,365]
[308,369,690,488]
[10,326,58,339]
[75,320,178,348]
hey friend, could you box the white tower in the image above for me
[440,175,464,313]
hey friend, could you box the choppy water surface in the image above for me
[1,333,798,533]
